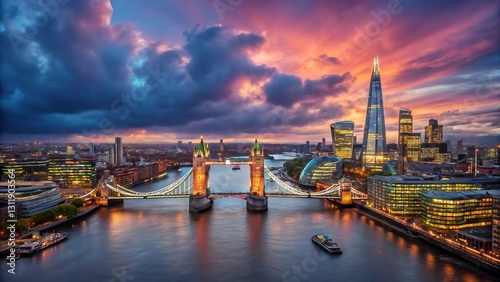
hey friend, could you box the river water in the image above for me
[2,159,498,282]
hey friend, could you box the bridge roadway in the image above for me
[205,161,253,165]
[105,192,346,200]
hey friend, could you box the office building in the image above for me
[298,156,342,187]
[1,158,49,181]
[220,139,224,152]
[367,175,490,216]
[398,108,413,143]
[115,137,123,166]
[421,143,448,162]
[331,121,354,160]
[492,196,500,256]
[362,56,387,171]
[401,133,421,163]
[425,119,443,144]
[421,190,500,230]
[0,181,62,217]
[398,108,414,174]
[48,154,96,189]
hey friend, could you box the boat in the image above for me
[311,234,342,254]
[232,165,241,170]
[15,232,68,255]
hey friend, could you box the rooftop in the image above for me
[0,181,55,187]
[371,175,500,185]
[421,189,500,200]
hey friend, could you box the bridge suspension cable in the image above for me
[79,185,100,198]
[264,166,340,197]
[104,168,193,197]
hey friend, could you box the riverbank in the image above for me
[0,204,101,255]
[354,202,500,274]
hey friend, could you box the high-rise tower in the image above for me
[115,137,123,166]
[362,56,387,171]
[425,119,443,143]
[331,121,355,160]
[398,108,412,174]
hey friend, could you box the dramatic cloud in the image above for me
[0,0,498,145]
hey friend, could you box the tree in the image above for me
[71,198,85,208]
[31,212,47,225]
[292,166,303,180]
[43,209,56,221]
[60,204,78,218]
[16,218,31,232]
[287,163,297,176]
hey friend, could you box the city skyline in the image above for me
[1,0,499,146]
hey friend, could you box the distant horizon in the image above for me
[0,135,498,148]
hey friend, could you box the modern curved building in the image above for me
[298,156,343,187]
[0,181,63,217]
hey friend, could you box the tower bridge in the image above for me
[83,137,368,212]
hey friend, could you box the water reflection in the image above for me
[2,162,498,282]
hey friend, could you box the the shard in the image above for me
[362,56,387,171]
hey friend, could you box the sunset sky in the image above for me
[1,0,499,146]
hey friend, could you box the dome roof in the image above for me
[298,156,342,187]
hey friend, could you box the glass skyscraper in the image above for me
[424,119,443,143]
[362,56,387,171]
[398,108,421,173]
[330,121,354,160]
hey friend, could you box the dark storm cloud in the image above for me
[0,1,353,140]
[264,73,354,107]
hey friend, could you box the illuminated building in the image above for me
[0,181,62,217]
[331,121,354,160]
[362,56,387,172]
[192,136,210,196]
[1,159,49,181]
[434,153,451,164]
[401,133,421,163]
[48,154,96,188]
[493,196,500,256]
[398,108,413,174]
[424,119,443,144]
[367,175,487,216]
[113,167,138,187]
[298,156,342,187]
[115,137,123,166]
[421,143,447,162]
[249,139,265,197]
[421,190,500,230]
[398,108,413,144]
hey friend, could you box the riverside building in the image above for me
[0,181,62,217]
[366,175,499,216]
[420,190,500,230]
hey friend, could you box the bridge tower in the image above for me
[247,139,268,211]
[339,177,353,206]
[190,136,213,212]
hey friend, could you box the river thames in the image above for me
[2,159,498,282]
